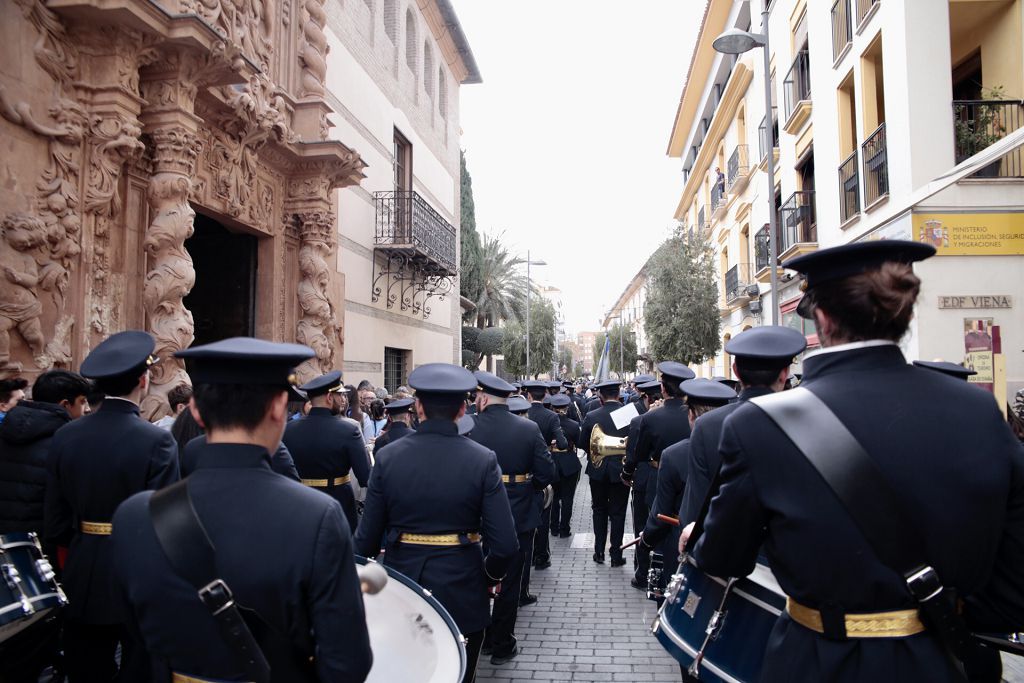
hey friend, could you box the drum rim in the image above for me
[654,616,745,683]
[0,593,61,619]
[354,555,467,679]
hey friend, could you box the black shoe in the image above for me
[550,528,559,537]
[630,577,645,590]
[534,560,551,570]
[592,552,605,564]
[610,557,627,567]
[481,644,493,656]
[518,593,538,607]
[490,646,519,666]
[559,530,571,538]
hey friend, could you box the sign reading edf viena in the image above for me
[913,212,1024,255]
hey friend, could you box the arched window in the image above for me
[423,42,434,101]
[405,9,417,73]
[438,67,448,119]
[383,0,397,43]
[363,0,372,8]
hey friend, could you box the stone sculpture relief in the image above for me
[0,215,49,374]
[294,210,339,381]
[173,0,274,72]
[298,0,328,97]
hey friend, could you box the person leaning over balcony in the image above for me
[680,241,1024,682]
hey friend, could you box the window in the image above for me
[438,67,448,119]
[383,0,397,43]
[405,9,417,73]
[423,42,434,101]
[860,35,888,205]
[384,348,409,393]
[393,128,412,192]
[837,71,859,222]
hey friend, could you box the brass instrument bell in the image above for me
[589,423,627,468]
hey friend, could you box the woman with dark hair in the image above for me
[680,241,1023,683]
[367,399,387,440]
[170,406,204,462]
[345,384,372,443]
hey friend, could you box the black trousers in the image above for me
[533,504,550,566]
[589,478,630,560]
[631,483,651,582]
[486,530,533,659]
[64,619,147,683]
[550,472,579,535]
[463,630,485,683]
[518,531,536,599]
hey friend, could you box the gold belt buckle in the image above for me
[786,597,926,638]
[301,475,351,488]
[399,532,482,546]
[500,473,533,484]
[80,521,112,536]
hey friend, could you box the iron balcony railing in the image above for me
[780,190,817,254]
[862,123,889,205]
[754,224,773,272]
[831,0,852,62]
[727,144,750,190]
[856,0,879,27]
[783,50,811,123]
[759,108,779,161]
[724,263,751,304]
[711,178,726,214]
[373,190,457,274]
[953,99,1024,177]
[697,206,707,233]
[839,150,860,223]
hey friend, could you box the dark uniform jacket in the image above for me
[182,434,300,481]
[355,419,519,635]
[569,393,587,422]
[469,405,555,533]
[642,438,689,563]
[282,408,370,530]
[555,414,582,478]
[372,421,413,456]
[0,401,70,537]
[111,443,372,682]
[693,343,1024,682]
[44,398,178,623]
[626,398,691,505]
[580,400,630,483]
[677,386,771,526]
[584,396,602,414]
[526,403,567,451]
[623,414,650,493]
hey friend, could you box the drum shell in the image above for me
[0,533,64,643]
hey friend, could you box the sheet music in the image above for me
[610,402,639,430]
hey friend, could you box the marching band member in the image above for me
[580,379,631,566]
[371,396,416,455]
[548,393,582,538]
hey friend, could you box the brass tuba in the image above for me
[589,423,627,469]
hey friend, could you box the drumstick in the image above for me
[357,562,388,595]
[620,536,643,551]
[657,514,680,527]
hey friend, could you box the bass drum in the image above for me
[0,533,66,643]
[356,556,466,683]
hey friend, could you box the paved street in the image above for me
[477,479,681,682]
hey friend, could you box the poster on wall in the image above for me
[964,318,995,393]
[914,212,1024,255]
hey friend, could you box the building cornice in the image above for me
[420,0,482,85]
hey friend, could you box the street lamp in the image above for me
[524,251,547,379]
[713,15,781,326]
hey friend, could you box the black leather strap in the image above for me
[149,480,271,683]
[752,388,971,672]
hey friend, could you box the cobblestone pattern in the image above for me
[477,478,681,682]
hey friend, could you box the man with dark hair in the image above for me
[579,379,632,566]
[522,381,566,573]
[676,326,807,530]
[283,370,370,531]
[0,369,90,683]
[356,363,518,683]
[45,331,178,681]
[0,377,28,423]
[154,382,193,429]
[469,371,554,666]
[622,363,693,588]
[111,337,372,682]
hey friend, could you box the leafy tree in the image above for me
[557,347,573,377]
[462,326,480,353]
[501,297,556,379]
[594,323,639,377]
[459,152,483,317]
[644,228,721,365]
[469,232,526,328]
[478,327,504,357]
[573,361,585,378]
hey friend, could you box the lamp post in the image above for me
[524,251,547,379]
[713,13,781,325]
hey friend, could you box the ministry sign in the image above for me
[914,212,1024,255]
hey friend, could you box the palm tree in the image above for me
[472,232,527,329]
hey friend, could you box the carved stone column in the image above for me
[293,209,340,381]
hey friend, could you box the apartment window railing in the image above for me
[724,263,752,303]
[754,224,773,272]
[953,99,1024,178]
[831,0,852,62]
[779,191,817,253]
[838,150,860,223]
[783,50,811,122]
[759,108,779,161]
[373,190,457,274]
[727,144,750,189]
[862,123,889,205]
[856,0,879,27]
[697,206,707,233]
[711,179,726,214]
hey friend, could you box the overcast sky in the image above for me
[451,1,702,335]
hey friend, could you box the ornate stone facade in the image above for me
[0,0,366,415]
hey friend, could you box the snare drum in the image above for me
[0,533,66,643]
[356,556,466,682]
[653,554,785,683]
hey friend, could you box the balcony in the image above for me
[953,99,1024,178]
[372,190,457,317]
[856,0,879,28]
[838,150,860,224]
[753,223,777,282]
[862,123,889,207]
[727,144,751,194]
[779,191,817,259]
[710,178,727,222]
[783,50,812,133]
[724,263,753,307]
[831,0,852,63]
[758,109,779,168]
[697,206,707,234]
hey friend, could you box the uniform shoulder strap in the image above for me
[149,480,271,683]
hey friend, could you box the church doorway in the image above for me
[184,213,258,347]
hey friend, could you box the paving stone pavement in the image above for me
[476,476,681,682]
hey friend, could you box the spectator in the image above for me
[170,407,204,462]
[715,166,726,195]
[394,385,412,400]
[374,386,389,401]
[366,399,387,442]
[0,377,29,423]
[153,383,193,429]
[345,384,372,442]
[357,379,373,392]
